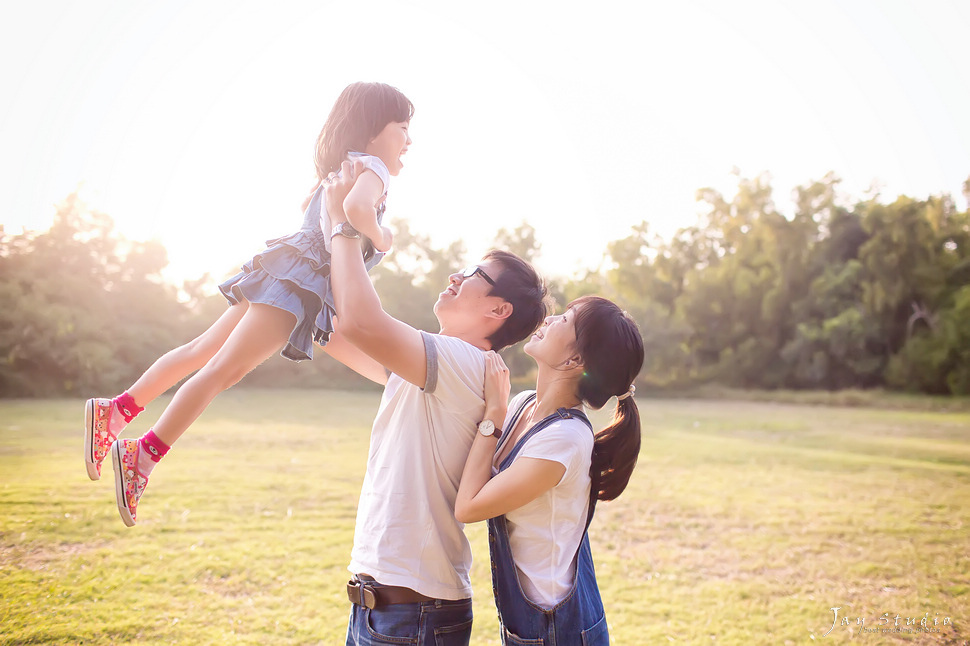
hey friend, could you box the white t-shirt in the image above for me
[348,332,485,600]
[496,392,594,608]
[320,152,390,253]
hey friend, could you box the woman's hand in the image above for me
[483,351,510,425]
[456,352,566,523]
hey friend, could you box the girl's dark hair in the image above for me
[482,250,552,351]
[313,82,414,180]
[570,296,644,501]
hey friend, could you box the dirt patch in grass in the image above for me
[0,539,110,571]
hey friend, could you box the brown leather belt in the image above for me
[346,575,435,609]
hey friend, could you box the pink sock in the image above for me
[138,429,170,476]
[114,392,144,423]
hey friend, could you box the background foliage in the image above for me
[2,172,969,398]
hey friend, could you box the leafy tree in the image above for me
[494,222,541,264]
[675,175,795,387]
[0,194,198,396]
[7,174,970,398]
[780,177,884,388]
[599,222,693,388]
[883,194,970,393]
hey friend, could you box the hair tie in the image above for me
[617,384,636,401]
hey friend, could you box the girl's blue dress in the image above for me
[218,153,388,361]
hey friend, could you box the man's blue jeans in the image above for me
[345,598,473,645]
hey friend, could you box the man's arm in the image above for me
[319,320,388,386]
[326,160,430,388]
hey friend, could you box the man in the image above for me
[320,159,550,644]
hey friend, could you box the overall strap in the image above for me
[498,403,590,471]
[497,398,598,533]
[493,392,536,459]
[572,412,597,535]
[301,183,324,228]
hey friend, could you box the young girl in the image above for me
[456,296,644,644]
[84,81,413,526]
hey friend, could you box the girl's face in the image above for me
[365,121,411,176]
[524,307,579,368]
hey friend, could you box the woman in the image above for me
[456,295,644,644]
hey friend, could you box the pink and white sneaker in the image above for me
[84,398,128,480]
[111,439,149,527]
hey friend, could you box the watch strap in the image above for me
[331,223,361,239]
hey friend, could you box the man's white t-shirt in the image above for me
[496,391,594,609]
[348,332,485,600]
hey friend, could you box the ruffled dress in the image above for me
[218,153,389,361]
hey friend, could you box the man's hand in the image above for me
[323,159,364,226]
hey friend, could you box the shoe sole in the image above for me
[111,441,136,527]
[84,399,99,481]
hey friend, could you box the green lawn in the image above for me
[1,390,968,644]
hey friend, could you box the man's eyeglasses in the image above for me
[461,265,495,286]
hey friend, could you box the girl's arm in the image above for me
[342,170,393,252]
[455,354,566,524]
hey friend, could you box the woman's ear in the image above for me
[564,355,584,370]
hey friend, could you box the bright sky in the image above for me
[3,0,969,284]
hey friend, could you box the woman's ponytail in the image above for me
[570,295,645,502]
[591,395,641,501]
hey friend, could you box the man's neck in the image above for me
[436,326,492,352]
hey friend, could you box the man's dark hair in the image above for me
[483,250,551,350]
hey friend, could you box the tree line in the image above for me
[2,172,969,398]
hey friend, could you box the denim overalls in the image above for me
[487,395,610,645]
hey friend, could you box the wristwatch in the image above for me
[478,419,502,439]
[331,222,361,239]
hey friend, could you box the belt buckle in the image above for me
[347,578,378,609]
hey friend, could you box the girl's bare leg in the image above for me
[127,302,249,406]
[149,303,297,447]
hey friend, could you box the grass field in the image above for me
[1,389,968,645]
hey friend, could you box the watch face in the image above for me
[479,420,495,436]
[334,223,360,238]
